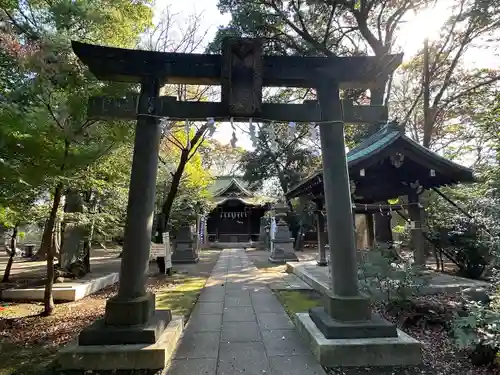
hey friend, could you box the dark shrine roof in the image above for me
[286,121,475,203]
[208,176,253,197]
[207,176,274,206]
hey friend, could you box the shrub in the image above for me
[453,290,500,366]
[427,183,500,280]
[357,248,430,302]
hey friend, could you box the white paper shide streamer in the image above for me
[207,117,216,137]
[309,122,320,142]
[288,121,296,137]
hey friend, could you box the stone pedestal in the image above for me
[59,315,184,370]
[269,219,298,263]
[59,80,183,370]
[172,226,199,264]
[294,82,421,367]
[296,313,422,367]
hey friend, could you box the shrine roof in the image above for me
[207,176,253,197]
[286,121,475,201]
[208,176,275,206]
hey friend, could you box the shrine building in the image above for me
[286,121,475,264]
[206,176,273,244]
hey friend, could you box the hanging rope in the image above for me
[136,112,344,125]
[319,202,423,216]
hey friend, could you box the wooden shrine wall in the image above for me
[206,201,266,242]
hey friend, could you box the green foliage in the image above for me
[430,222,491,279]
[157,125,213,232]
[453,296,500,351]
[240,123,320,194]
[0,0,153,245]
[453,288,500,367]
[86,145,133,240]
[357,249,430,301]
[427,174,500,279]
[274,290,322,316]
[199,140,244,176]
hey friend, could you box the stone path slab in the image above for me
[168,248,326,375]
[244,249,314,291]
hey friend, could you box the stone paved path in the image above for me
[167,248,326,375]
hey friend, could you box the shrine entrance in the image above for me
[66,36,416,370]
[205,176,271,243]
[207,199,258,242]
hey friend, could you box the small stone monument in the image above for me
[163,232,172,276]
[172,226,199,264]
[269,219,298,263]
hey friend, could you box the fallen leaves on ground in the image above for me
[327,295,498,375]
[370,294,496,375]
[0,250,221,375]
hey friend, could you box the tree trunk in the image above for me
[53,218,62,264]
[33,218,62,261]
[82,191,98,273]
[160,149,189,236]
[60,190,85,270]
[41,183,63,317]
[2,225,18,282]
[0,225,5,250]
[158,124,208,241]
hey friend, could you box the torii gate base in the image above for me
[59,38,421,370]
[294,312,422,367]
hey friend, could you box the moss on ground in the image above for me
[0,344,55,375]
[274,290,323,320]
[155,276,208,320]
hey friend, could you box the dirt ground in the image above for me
[0,247,122,292]
[0,249,221,375]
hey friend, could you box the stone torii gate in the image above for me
[60,38,419,370]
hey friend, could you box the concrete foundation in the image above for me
[80,308,171,345]
[210,242,254,249]
[287,260,490,297]
[309,307,397,339]
[1,272,119,302]
[268,243,299,263]
[58,315,184,370]
[171,242,199,264]
[295,313,422,367]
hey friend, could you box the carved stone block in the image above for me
[221,37,263,117]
